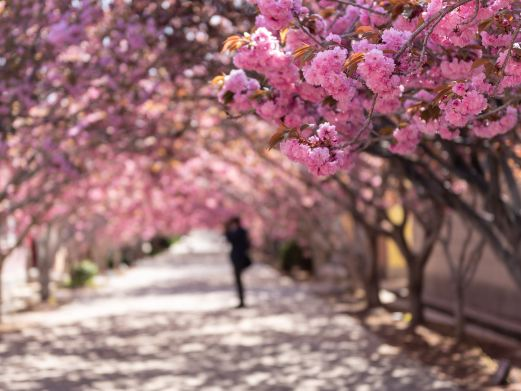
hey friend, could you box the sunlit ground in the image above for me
[0,232,458,390]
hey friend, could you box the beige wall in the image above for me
[423,216,521,334]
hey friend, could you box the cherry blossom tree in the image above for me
[2,0,520,339]
[0,0,258,316]
[217,0,521,289]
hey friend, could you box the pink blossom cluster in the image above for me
[441,83,488,127]
[251,0,306,31]
[357,49,400,96]
[381,28,412,52]
[303,47,356,108]
[392,113,457,155]
[481,31,513,48]
[440,59,474,80]
[359,6,388,27]
[217,70,260,112]
[426,1,487,47]
[356,48,402,114]
[473,107,518,138]
[218,0,520,176]
[416,116,457,141]
[285,29,315,51]
[329,7,360,35]
[255,93,291,122]
[280,123,354,176]
[390,125,421,155]
[318,0,336,7]
[282,99,317,128]
[233,28,281,70]
[234,28,300,89]
[497,50,521,89]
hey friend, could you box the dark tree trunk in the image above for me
[365,230,381,309]
[365,267,381,309]
[453,281,465,342]
[408,262,425,328]
[38,253,51,303]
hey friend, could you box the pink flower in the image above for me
[303,47,347,84]
[490,0,512,12]
[317,122,338,142]
[481,31,513,48]
[429,1,490,48]
[393,15,418,32]
[442,86,487,127]
[329,8,360,35]
[303,47,357,107]
[473,107,518,138]
[497,50,521,89]
[423,0,443,21]
[357,49,399,97]
[254,0,304,30]
[297,83,327,104]
[440,58,473,80]
[390,125,421,155]
[234,28,299,89]
[280,123,353,176]
[283,99,317,128]
[471,72,493,95]
[375,95,401,114]
[381,28,411,52]
[218,70,260,112]
[326,33,342,45]
[359,7,388,27]
[318,0,336,7]
[351,39,377,53]
[284,29,313,51]
[411,115,458,140]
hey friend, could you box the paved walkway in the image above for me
[0,232,459,390]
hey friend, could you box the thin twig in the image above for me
[475,97,520,120]
[461,0,479,25]
[493,25,521,95]
[413,11,446,73]
[344,93,378,148]
[293,12,324,47]
[394,0,474,62]
[330,0,387,16]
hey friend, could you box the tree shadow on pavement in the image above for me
[357,310,500,390]
[0,253,460,391]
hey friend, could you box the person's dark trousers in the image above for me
[233,265,245,307]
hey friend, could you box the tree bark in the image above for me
[38,253,51,302]
[365,230,381,309]
[408,262,425,328]
[113,249,122,270]
[453,280,465,342]
[393,230,428,329]
[37,234,52,303]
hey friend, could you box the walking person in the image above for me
[224,216,252,308]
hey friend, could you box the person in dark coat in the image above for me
[224,216,252,308]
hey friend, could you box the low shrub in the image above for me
[69,260,98,288]
[279,240,314,275]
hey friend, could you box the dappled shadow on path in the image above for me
[357,310,499,390]
[0,252,458,391]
